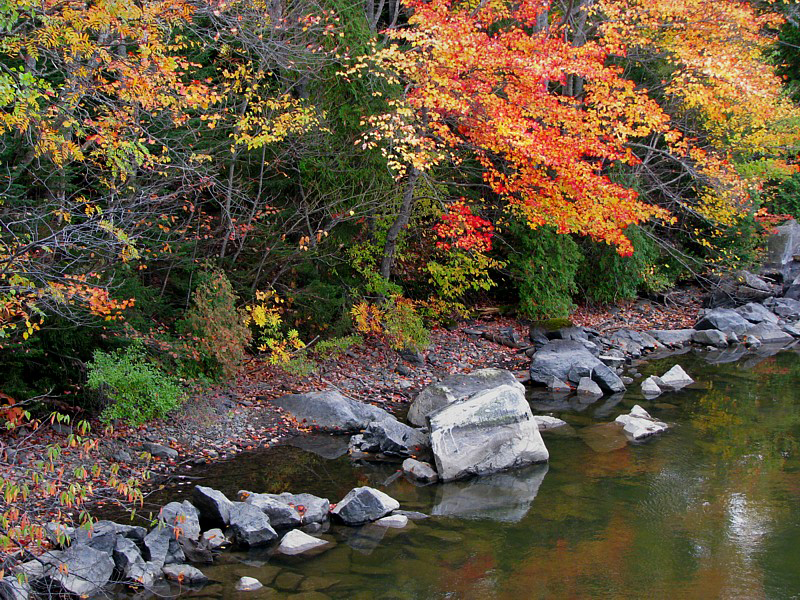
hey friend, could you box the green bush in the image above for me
[507,224,582,319]
[87,341,183,425]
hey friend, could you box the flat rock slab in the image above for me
[428,384,549,482]
[277,529,331,555]
[736,302,779,324]
[271,390,394,432]
[745,322,794,345]
[374,515,408,528]
[331,487,400,525]
[162,564,209,585]
[615,405,669,441]
[648,329,695,348]
[408,368,523,426]
[402,458,438,483]
[695,308,752,336]
[533,415,568,430]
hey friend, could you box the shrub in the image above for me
[179,269,252,378]
[507,224,583,319]
[87,341,183,425]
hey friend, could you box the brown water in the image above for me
[128,347,800,600]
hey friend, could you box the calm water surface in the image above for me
[136,348,800,600]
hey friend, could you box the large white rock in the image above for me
[640,376,662,398]
[533,415,568,430]
[658,365,694,391]
[276,529,331,555]
[428,384,549,482]
[615,405,669,441]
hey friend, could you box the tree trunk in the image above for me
[379,167,419,280]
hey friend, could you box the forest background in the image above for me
[1,0,800,548]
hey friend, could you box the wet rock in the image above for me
[658,364,694,391]
[615,405,669,441]
[407,368,523,426]
[695,308,751,336]
[160,500,201,542]
[428,384,548,482]
[192,486,234,527]
[271,390,394,432]
[228,502,278,547]
[354,420,429,458]
[44,544,115,597]
[393,510,429,520]
[162,564,208,585]
[277,529,331,555]
[253,492,330,525]
[533,415,568,430]
[374,515,408,528]
[546,376,571,393]
[576,377,603,398]
[641,376,662,398]
[648,329,695,348]
[144,524,184,567]
[744,322,794,345]
[142,442,178,460]
[402,458,438,483]
[736,302,779,324]
[241,491,302,528]
[236,576,263,591]
[331,487,400,525]
[692,329,729,348]
[530,340,625,393]
[113,537,159,587]
[201,528,228,550]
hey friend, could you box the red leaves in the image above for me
[433,200,494,252]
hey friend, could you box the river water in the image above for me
[136,347,800,599]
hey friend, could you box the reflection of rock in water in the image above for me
[580,422,628,453]
[285,434,349,459]
[345,523,388,555]
[431,464,548,522]
[591,393,625,418]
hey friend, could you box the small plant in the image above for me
[243,289,305,364]
[87,341,184,425]
[352,295,429,351]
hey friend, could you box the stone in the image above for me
[599,354,625,368]
[641,376,662,398]
[374,514,408,528]
[694,308,752,336]
[546,376,571,392]
[393,510,429,520]
[407,369,524,426]
[402,458,438,483]
[736,302,779,324]
[658,365,694,391]
[201,528,228,550]
[692,329,729,348]
[782,322,800,337]
[228,502,278,547]
[252,492,330,525]
[241,492,302,528]
[532,415,568,430]
[767,297,800,318]
[576,377,603,398]
[271,390,394,432]
[399,346,426,364]
[160,500,201,542]
[0,578,30,600]
[162,564,208,585]
[529,340,626,393]
[192,486,234,527]
[45,544,115,597]
[113,537,159,587]
[566,364,593,384]
[615,405,669,441]
[142,442,178,460]
[648,329,695,348]
[356,419,429,458]
[744,322,795,345]
[236,576,263,591]
[428,384,549,482]
[277,529,331,555]
[331,487,400,525]
[144,524,184,567]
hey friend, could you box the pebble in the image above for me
[236,576,263,591]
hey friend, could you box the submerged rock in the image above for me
[236,576,263,591]
[402,458,438,483]
[408,368,523,426]
[428,384,548,482]
[331,487,400,525]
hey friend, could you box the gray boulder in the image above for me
[658,365,694,391]
[355,419,429,457]
[331,487,400,525]
[408,369,523,426]
[45,544,115,597]
[240,492,302,528]
[648,329,695,348]
[192,486,233,527]
[576,377,603,398]
[736,303,779,324]
[692,329,729,348]
[428,384,549,482]
[529,340,625,393]
[144,524,185,567]
[162,564,208,585]
[201,528,228,551]
[248,492,329,525]
[160,500,201,542]
[402,458,439,483]
[546,376,571,392]
[228,502,278,547]
[744,322,794,345]
[142,442,178,460]
[271,390,394,432]
[276,529,331,555]
[113,537,160,588]
[615,405,669,441]
[765,297,800,319]
[695,308,752,336]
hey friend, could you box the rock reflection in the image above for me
[431,464,548,522]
